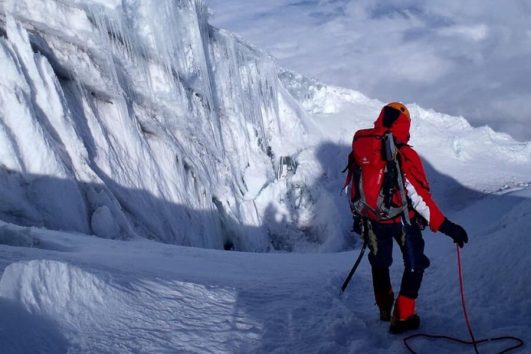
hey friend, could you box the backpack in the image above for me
[344,130,408,222]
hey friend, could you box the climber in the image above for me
[343,102,469,334]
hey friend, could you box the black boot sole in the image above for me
[389,314,420,334]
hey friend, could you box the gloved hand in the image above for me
[439,218,468,248]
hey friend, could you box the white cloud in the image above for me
[206,0,531,142]
[439,24,489,42]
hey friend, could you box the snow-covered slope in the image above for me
[281,70,531,190]
[0,185,530,353]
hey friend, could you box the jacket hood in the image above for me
[373,104,411,144]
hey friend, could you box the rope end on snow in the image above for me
[402,245,525,354]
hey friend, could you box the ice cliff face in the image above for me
[1,0,530,253]
[0,0,322,251]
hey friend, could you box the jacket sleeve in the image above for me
[400,146,445,231]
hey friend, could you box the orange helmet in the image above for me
[384,102,410,124]
[374,102,411,143]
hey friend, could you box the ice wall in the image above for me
[0,0,322,251]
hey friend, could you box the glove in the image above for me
[439,218,468,248]
[413,215,427,231]
[352,215,362,235]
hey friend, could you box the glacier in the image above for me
[1,0,531,255]
[0,1,531,353]
[0,0,331,251]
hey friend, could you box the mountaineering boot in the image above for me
[389,313,420,334]
[375,289,394,321]
[389,295,420,334]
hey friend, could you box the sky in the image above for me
[205,0,531,142]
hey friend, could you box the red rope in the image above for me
[456,245,480,353]
[403,245,525,354]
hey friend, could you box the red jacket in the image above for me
[345,107,445,232]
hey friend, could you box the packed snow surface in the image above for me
[0,0,530,353]
[0,185,530,353]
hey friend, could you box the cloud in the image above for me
[206,0,531,142]
[438,24,489,42]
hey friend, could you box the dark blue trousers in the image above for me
[367,220,430,299]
